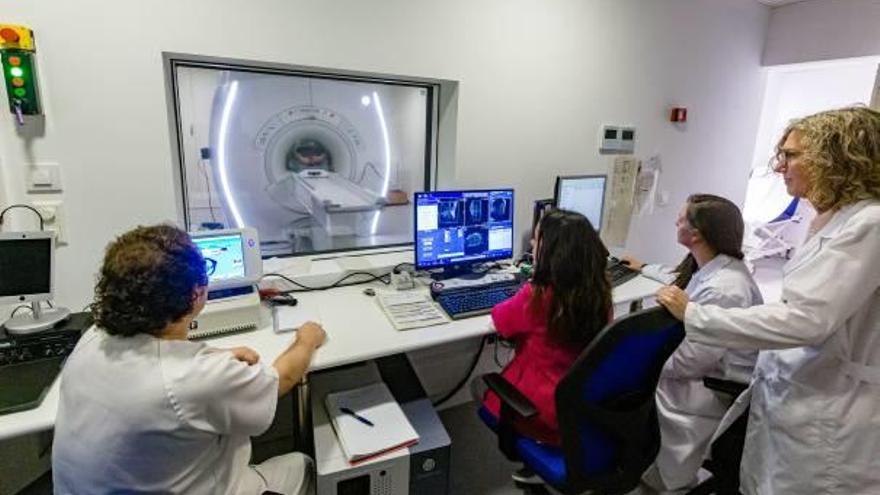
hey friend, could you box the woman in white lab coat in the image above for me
[623,194,762,493]
[657,106,880,495]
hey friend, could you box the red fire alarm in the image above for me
[670,107,688,123]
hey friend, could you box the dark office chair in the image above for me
[479,307,685,494]
[684,378,750,495]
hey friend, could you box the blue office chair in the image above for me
[479,307,685,494]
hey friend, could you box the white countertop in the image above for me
[0,273,662,441]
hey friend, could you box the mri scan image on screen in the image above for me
[169,61,435,257]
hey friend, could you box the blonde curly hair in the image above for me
[775,106,880,212]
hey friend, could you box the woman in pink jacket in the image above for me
[483,208,613,448]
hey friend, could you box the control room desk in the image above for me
[0,274,663,441]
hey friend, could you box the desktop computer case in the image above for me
[311,362,450,495]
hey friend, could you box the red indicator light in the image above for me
[8,56,21,66]
[0,28,20,43]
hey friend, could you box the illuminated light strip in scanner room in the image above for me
[370,90,391,235]
[217,80,245,229]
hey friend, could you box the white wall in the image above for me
[744,58,880,223]
[0,0,768,310]
[764,0,880,65]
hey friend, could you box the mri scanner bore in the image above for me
[171,62,434,256]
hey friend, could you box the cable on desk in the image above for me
[0,204,45,231]
[10,304,33,317]
[391,262,414,274]
[432,335,488,408]
[261,270,392,293]
[8,301,57,318]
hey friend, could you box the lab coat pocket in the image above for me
[763,385,840,492]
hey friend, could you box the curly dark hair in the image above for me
[530,209,612,346]
[93,225,208,337]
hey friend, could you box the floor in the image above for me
[439,402,543,495]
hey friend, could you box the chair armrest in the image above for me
[703,376,748,397]
[482,373,538,418]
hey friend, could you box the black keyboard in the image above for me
[607,258,639,287]
[436,282,522,320]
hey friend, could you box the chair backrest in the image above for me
[770,196,799,223]
[555,307,684,494]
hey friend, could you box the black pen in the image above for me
[340,407,374,427]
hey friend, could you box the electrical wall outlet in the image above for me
[31,199,67,245]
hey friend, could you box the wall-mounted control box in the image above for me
[599,124,636,154]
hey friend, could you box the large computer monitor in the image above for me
[554,175,607,231]
[414,189,514,275]
[0,231,70,334]
[190,228,263,292]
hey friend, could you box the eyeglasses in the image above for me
[775,149,803,166]
[204,258,218,276]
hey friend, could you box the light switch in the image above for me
[27,163,62,193]
[32,169,51,185]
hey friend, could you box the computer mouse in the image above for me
[363,288,376,297]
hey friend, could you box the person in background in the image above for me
[657,107,880,494]
[52,225,326,495]
[482,209,613,483]
[622,194,762,493]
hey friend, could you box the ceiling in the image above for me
[755,0,809,6]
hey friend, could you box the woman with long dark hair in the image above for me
[622,194,763,493]
[482,209,613,451]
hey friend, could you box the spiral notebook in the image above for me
[324,382,419,464]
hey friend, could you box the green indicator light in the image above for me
[13,88,26,97]
[9,67,24,78]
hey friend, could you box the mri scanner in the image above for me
[176,64,432,256]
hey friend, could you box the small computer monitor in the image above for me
[0,231,54,305]
[414,189,515,272]
[554,175,607,231]
[190,228,263,291]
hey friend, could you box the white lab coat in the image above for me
[642,255,763,492]
[685,200,880,495]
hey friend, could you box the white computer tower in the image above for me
[311,362,450,495]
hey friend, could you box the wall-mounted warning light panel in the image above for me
[1,24,41,120]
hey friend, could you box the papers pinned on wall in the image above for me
[603,156,640,248]
[634,154,662,217]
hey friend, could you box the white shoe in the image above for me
[512,467,543,485]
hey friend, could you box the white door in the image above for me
[871,63,880,110]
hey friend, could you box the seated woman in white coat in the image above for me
[52,225,325,495]
[623,194,762,493]
[658,107,880,495]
